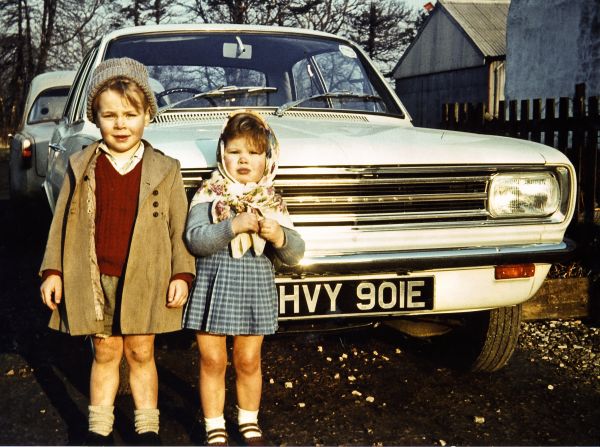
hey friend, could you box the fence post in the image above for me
[531,99,542,142]
[557,97,570,153]
[495,100,506,136]
[544,98,556,147]
[475,102,485,133]
[442,103,449,129]
[520,99,530,140]
[450,103,459,130]
[584,96,599,224]
[508,100,518,138]
[573,84,586,222]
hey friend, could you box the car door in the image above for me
[45,48,99,210]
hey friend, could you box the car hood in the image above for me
[145,114,567,169]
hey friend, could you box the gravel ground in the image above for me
[518,319,600,391]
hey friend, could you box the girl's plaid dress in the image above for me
[182,202,305,335]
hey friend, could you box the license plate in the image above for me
[277,275,434,319]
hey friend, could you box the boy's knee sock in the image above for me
[237,407,261,438]
[134,408,160,434]
[88,405,115,436]
[204,414,226,442]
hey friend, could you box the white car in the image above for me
[45,24,576,372]
[9,71,75,199]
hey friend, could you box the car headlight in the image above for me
[488,172,560,218]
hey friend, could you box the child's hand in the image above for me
[259,218,285,248]
[40,275,63,310]
[231,212,260,235]
[167,279,189,308]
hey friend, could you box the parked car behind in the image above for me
[8,71,75,200]
[45,24,576,372]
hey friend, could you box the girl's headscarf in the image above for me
[190,109,293,258]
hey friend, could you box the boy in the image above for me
[40,57,194,445]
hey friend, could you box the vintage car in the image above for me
[45,24,576,372]
[9,71,75,199]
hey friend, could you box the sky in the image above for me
[404,0,437,13]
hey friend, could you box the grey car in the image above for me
[8,70,75,199]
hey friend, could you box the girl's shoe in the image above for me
[206,428,228,446]
[238,423,265,446]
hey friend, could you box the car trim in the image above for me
[281,239,575,275]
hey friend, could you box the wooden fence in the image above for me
[442,83,600,225]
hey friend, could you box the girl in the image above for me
[183,110,305,446]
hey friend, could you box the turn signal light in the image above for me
[495,264,535,280]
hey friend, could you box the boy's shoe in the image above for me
[238,423,265,446]
[206,428,228,446]
[135,431,162,446]
[83,430,114,446]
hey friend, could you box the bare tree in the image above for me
[0,0,106,135]
[348,0,418,73]
[289,0,361,34]
[0,0,58,133]
[49,0,105,67]
[177,0,281,25]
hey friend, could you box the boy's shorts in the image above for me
[97,274,123,337]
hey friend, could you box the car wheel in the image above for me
[442,304,523,373]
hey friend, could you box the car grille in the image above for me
[182,166,493,227]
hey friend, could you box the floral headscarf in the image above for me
[190,109,293,258]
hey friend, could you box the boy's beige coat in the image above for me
[40,141,195,335]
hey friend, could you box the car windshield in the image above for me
[27,87,70,124]
[104,32,402,116]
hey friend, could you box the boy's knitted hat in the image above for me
[86,57,158,123]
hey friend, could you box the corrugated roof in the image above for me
[440,0,509,57]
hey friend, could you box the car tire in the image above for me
[444,304,522,373]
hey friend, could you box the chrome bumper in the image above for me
[280,239,576,275]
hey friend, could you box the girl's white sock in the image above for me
[204,414,227,443]
[237,407,261,438]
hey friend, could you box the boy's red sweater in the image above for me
[95,153,142,277]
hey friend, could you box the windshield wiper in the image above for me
[155,85,277,115]
[275,90,383,117]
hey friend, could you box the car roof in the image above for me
[21,71,76,128]
[97,23,352,45]
[28,71,76,101]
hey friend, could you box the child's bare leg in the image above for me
[123,334,157,409]
[232,335,263,410]
[233,335,264,441]
[90,335,123,405]
[196,333,228,417]
[88,335,122,437]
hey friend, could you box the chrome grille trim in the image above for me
[292,209,490,224]
[180,165,569,227]
[274,167,491,225]
[153,109,370,124]
[181,166,493,226]
[285,192,487,206]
